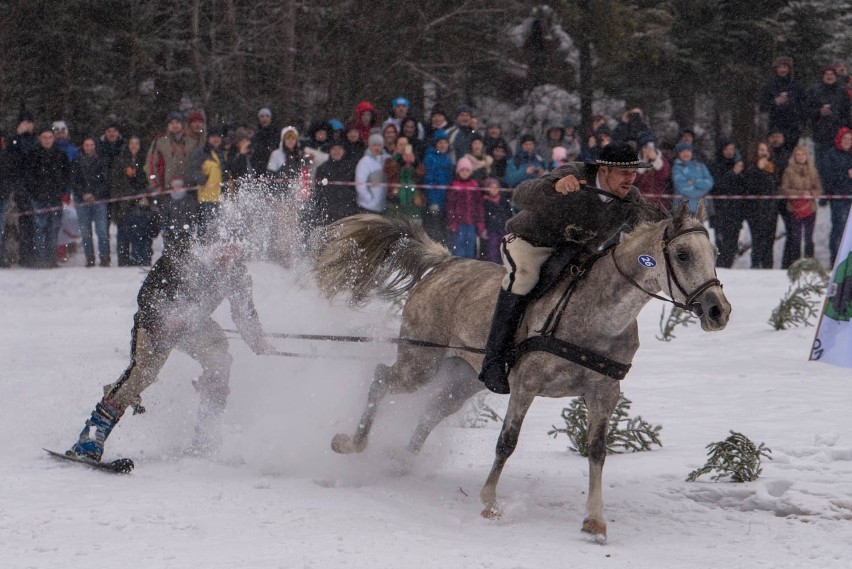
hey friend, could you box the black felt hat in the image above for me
[588,141,651,168]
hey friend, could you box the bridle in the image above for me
[611,224,722,317]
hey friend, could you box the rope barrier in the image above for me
[9,174,850,219]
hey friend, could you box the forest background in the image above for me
[1,0,850,157]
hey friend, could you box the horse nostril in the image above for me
[709,305,722,322]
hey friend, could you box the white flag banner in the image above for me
[810,209,852,368]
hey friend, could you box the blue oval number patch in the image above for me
[638,255,657,268]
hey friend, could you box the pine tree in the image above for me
[686,431,772,482]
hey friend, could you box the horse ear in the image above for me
[695,199,708,223]
[674,200,691,229]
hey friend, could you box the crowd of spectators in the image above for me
[1,55,850,271]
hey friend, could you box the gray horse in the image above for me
[313,202,731,542]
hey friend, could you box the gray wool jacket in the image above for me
[506,162,648,249]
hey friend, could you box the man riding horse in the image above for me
[479,142,658,394]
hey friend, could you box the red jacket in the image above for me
[447,177,485,232]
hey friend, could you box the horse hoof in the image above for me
[331,433,356,454]
[581,517,607,543]
[481,506,502,520]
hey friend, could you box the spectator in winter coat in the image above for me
[710,140,746,268]
[146,111,200,252]
[446,157,485,258]
[351,100,378,144]
[51,121,78,164]
[266,126,312,264]
[251,108,279,178]
[462,132,493,181]
[421,129,454,246]
[822,127,852,265]
[759,56,806,152]
[539,124,566,160]
[10,111,39,266]
[612,107,652,147]
[483,118,512,160]
[25,127,70,268]
[187,126,226,243]
[560,117,582,161]
[308,139,358,227]
[383,136,426,221]
[634,134,672,210]
[489,138,510,183]
[504,135,546,188]
[111,136,156,266]
[780,146,822,268]
[424,106,451,147]
[306,120,332,154]
[343,124,366,162]
[480,177,513,264]
[72,138,112,267]
[354,133,389,214]
[741,142,778,269]
[96,122,125,182]
[400,117,427,161]
[67,239,275,464]
[808,65,852,182]
[446,104,477,161]
[671,141,713,215]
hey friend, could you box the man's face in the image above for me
[395,137,408,155]
[599,166,637,197]
[768,132,784,148]
[431,114,446,128]
[776,64,790,78]
[486,126,500,138]
[53,126,68,141]
[189,119,204,133]
[842,133,852,152]
[167,119,183,134]
[722,144,736,159]
[456,112,472,127]
[314,129,328,143]
[492,146,506,160]
[129,137,141,154]
[823,69,837,85]
[329,145,345,161]
[208,134,222,149]
[259,114,271,127]
[548,128,563,142]
[394,104,408,119]
[346,128,360,142]
[104,127,120,142]
[402,121,417,137]
[520,140,536,154]
[837,62,848,76]
[757,143,769,159]
[678,149,693,162]
[82,139,96,155]
[39,131,55,149]
[471,139,484,155]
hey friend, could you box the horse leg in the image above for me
[581,389,620,543]
[480,387,536,518]
[407,357,481,455]
[331,363,392,454]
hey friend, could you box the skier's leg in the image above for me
[69,326,170,460]
[178,319,232,453]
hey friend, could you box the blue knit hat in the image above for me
[674,141,694,154]
[433,129,449,142]
[392,97,410,108]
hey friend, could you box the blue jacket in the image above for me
[422,146,453,209]
[504,150,545,188]
[672,159,714,212]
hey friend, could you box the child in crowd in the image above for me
[480,177,512,264]
[446,157,484,259]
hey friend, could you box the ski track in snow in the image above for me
[1,246,851,568]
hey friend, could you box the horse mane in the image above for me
[621,199,706,245]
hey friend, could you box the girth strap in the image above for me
[509,335,631,380]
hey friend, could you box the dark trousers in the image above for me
[744,203,777,268]
[782,213,815,269]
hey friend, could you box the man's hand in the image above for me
[554,175,586,195]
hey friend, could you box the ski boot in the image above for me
[68,399,125,462]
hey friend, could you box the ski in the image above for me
[43,448,134,474]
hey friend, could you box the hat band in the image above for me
[597,159,644,167]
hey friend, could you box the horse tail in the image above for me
[313,213,452,307]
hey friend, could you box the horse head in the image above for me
[660,200,731,331]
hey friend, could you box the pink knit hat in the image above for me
[456,157,473,173]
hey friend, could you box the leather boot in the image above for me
[478,289,527,394]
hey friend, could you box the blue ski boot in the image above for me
[68,399,125,462]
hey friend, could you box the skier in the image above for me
[67,237,275,462]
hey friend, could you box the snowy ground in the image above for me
[1,211,851,568]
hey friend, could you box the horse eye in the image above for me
[676,250,690,263]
